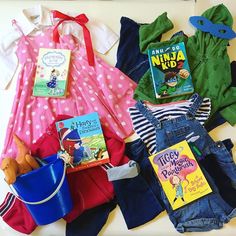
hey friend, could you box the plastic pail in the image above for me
[12,154,73,225]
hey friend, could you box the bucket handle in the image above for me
[9,160,67,205]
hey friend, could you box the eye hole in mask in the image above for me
[189,16,211,32]
[189,16,236,40]
[211,23,236,39]
[219,29,226,34]
[167,77,178,83]
[198,20,204,26]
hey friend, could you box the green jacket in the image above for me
[134,4,236,125]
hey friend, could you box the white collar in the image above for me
[14,5,53,35]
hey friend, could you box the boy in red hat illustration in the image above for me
[59,127,91,164]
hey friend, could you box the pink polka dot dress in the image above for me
[1,27,137,159]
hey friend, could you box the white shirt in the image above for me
[0,5,119,90]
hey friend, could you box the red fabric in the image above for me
[61,139,77,156]
[0,193,37,234]
[52,10,95,66]
[31,115,129,222]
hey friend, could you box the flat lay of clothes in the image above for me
[31,115,164,229]
[0,114,128,234]
[30,115,128,223]
[0,5,137,161]
[0,114,165,234]
[134,93,236,232]
[1,136,234,235]
[129,96,211,154]
[115,13,232,131]
[115,15,187,84]
[0,2,236,236]
[134,4,236,126]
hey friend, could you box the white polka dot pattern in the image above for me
[1,27,137,160]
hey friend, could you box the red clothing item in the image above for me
[0,193,37,234]
[31,115,129,222]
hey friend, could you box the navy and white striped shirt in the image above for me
[129,97,211,155]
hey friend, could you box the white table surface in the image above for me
[0,1,236,236]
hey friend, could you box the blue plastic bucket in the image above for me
[12,154,73,225]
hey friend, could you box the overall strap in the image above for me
[135,101,161,129]
[51,10,95,66]
[186,93,203,118]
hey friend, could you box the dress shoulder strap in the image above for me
[12,19,26,37]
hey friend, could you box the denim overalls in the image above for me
[135,93,236,232]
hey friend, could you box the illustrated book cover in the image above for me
[33,48,71,98]
[148,140,212,210]
[55,112,110,173]
[148,42,194,99]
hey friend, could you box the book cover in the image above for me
[55,112,110,173]
[148,140,212,210]
[148,42,194,99]
[33,48,71,98]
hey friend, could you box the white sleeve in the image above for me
[87,20,119,54]
[0,30,19,90]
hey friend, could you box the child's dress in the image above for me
[0,8,137,159]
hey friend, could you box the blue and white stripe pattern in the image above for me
[129,97,211,155]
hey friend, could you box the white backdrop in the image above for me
[0,1,236,236]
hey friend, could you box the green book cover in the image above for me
[33,48,71,98]
[148,42,194,99]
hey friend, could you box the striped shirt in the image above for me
[129,97,211,155]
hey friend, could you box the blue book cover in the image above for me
[148,42,194,99]
[55,112,109,173]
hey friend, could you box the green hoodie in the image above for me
[134,4,236,125]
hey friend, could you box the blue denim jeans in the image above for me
[135,93,236,232]
[125,138,164,207]
[115,17,156,83]
[111,139,164,229]
[205,111,226,132]
[66,199,117,236]
[201,141,236,209]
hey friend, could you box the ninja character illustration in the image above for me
[159,69,190,97]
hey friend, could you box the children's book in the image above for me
[148,140,212,210]
[33,48,71,98]
[148,42,194,99]
[55,112,110,173]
